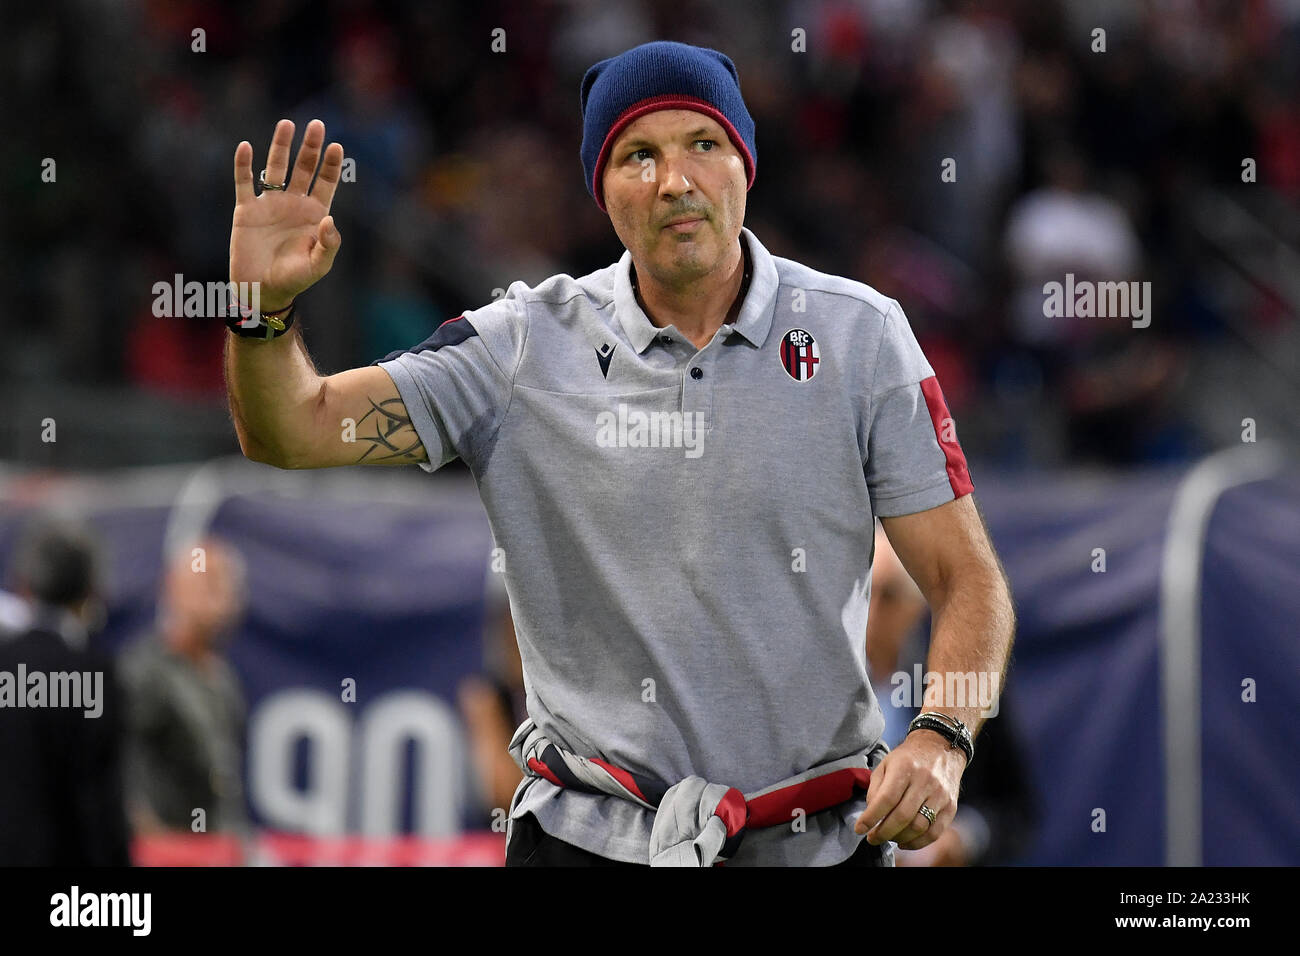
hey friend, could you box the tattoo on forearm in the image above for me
[354,396,424,463]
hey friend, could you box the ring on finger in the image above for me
[258,169,287,191]
[918,804,936,826]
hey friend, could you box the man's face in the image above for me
[601,110,747,288]
[165,542,246,645]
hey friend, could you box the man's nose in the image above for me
[657,154,694,199]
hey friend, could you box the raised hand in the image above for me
[230,119,345,312]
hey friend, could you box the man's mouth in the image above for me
[663,217,706,232]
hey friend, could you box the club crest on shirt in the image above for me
[780,328,821,382]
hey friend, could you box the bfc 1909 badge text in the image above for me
[780,328,820,382]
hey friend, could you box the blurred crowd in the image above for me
[0,518,249,864]
[4,0,1298,467]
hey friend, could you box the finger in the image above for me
[263,119,295,188]
[234,141,255,205]
[897,802,957,851]
[288,119,326,195]
[890,802,939,850]
[856,758,904,836]
[311,142,345,210]
[866,781,930,845]
[308,216,341,277]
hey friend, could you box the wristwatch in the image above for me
[226,297,297,339]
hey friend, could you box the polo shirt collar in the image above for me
[615,226,778,353]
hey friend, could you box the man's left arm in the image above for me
[855,494,1016,850]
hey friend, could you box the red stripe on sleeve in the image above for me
[918,376,974,497]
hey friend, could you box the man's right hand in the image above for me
[230,119,345,311]
[225,119,427,471]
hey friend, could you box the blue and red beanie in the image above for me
[580,40,757,212]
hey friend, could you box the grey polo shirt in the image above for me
[377,226,974,865]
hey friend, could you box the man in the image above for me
[119,537,249,839]
[224,40,1015,866]
[458,551,527,821]
[0,517,131,866]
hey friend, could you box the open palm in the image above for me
[230,119,345,312]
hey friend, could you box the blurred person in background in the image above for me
[0,516,130,866]
[458,556,526,822]
[866,522,930,751]
[1002,144,1187,464]
[119,536,249,840]
[866,524,1037,866]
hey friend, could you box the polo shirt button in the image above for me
[661,336,673,345]
[690,367,704,380]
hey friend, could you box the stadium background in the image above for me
[1,0,1297,865]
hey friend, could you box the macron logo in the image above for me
[50,886,151,936]
[595,403,706,459]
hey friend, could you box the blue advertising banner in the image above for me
[2,464,1297,863]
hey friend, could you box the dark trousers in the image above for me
[506,812,893,867]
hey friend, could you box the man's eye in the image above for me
[628,141,714,161]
